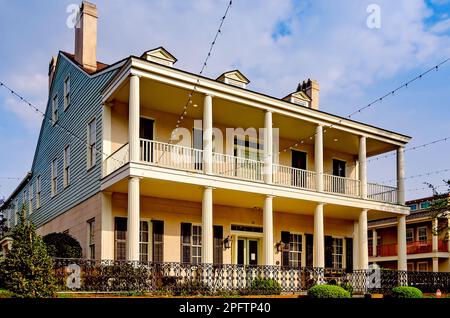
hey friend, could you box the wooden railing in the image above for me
[103,143,129,176]
[212,152,264,183]
[368,183,398,204]
[323,174,360,197]
[375,240,449,257]
[102,139,400,204]
[272,164,316,191]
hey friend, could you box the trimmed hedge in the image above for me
[249,278,282,295]
[43,232,82,259]
[391,286,423,298]
[308,284,351,298]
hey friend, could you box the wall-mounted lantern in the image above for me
[222,236,231,250]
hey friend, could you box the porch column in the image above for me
[432,218,439,252]
[315,125,324,192]
[397,215,407,271]
[397,147,405,205]
[127,177,140,261]
[263,195,274,265]
[102,103,112,161]
[372,229,377,257]
[202,186,213,263]
[264,111,273,184]
[432,257,439,273]
[359,136,367,199]
[359,210,369,270]
[203,94,213,174]
[313,203,325,267]
[101,192,114,260]
[448,218,450,253]
[353,221,360,270]
[129,74,140,162]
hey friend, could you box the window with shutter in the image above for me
[213,225,223,265]
[305,234,314,267]
[152,220,164,262]
[345,238,353,271]
[180,223,192,263]
[115,217,127,260]
[281,231,290,267]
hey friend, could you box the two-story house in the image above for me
[368,194,450,272]
[0,1,411,272]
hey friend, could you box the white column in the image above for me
[202,186,213,263]
[263,195,274,265]
[127,177,140,261]
[101,192,114,260]
[359,210,369,270]
[432,218,439,252]
[432,257,439,273]
[448,218,450,253]
[129,75,140,162]
[372,229,377,257]
[203,95,213,174]
[397,215,407,271]
[359,136,367,199]
[315,125,324,192]
[264,111,273,183]
[397,147,405,205]
[102,104,112,161]
[353,221,360,270]
[313,203,325,267]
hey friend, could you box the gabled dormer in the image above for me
[141,47,177,67]
[216,70,250,89]
[282,91,311,108]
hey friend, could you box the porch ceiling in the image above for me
[109,77,398,158]
[103,177,398,221]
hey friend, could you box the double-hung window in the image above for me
[87,218,95,259]
[332,238,343,269]
[417,227,427,242]
[181,223,202,264]
[406,228,414,243]
[63,145,70,187]
[139,221,149,262]
[289,233,302,268]
[51,159,58,197]
[192,225,202,264]
[29,185,33,214]
[36,175,41,208]
[87,119,97,168]
[64,76,70,110]
[52,95,58,125]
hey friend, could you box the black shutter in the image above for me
[152,220,164,263]
[180,223,192,263]
[325,236,333,268]
[281,231,290,267]
[213,225,223,265]
[305,234,314,267]
[345,238,353,272]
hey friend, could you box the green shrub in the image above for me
[248,278,282,295]
[391,286,423,298]
[308,284,351,298]
[172,279,211,296]
[43,232,82,259]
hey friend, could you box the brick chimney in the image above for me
[74,1,98,72]
[297,79,320,110]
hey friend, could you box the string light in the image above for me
[278,57,450,155]
[376,167,450,185]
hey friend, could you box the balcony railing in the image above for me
[103,139,399,204]
[273,164,316,191]
[373,240,449,257]
[323,174,360,198]
[368,183,397,204]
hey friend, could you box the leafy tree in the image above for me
[0,207,57,297]
[43,232,82,259]
[425,180,450,240]
[0,212,9,237]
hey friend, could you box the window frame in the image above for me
[139,220,150,262]
[14,199,18,226]
[64,75,70,110]
[36,175,41,209]
[417,261,428,272]
[288,232,303,268]
[87,218,96,259]
[417,226,428,242]
[87,118,97,169]
[406,228,414,243]
[63,145,71,188]
[28,184,33,215]
[332,237,344,269]
[51,158,58,197]
[191,224,202,264]
[419,202,430,210]
[409,204,418,211]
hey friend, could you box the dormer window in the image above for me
[216,70,250,89]
[282,91,311,108]
[141,47,177,67]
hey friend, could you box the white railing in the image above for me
[103,143,129,176]
[140,139,203,172]
[273,164,316,190]
[323,174,360,197]
[212,152,264,183]
[368,183,398,204]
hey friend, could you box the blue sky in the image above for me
[0,0,449,200]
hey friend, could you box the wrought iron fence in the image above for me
[53,259,450,295]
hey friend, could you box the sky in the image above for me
[0,0,450,201]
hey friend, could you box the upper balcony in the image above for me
[100,50,411,211]
[370,240,448,257]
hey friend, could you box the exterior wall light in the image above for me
[275,241,285,253]
[222,236,231,249]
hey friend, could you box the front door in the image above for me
[332,159,346,193]
[140,117,154,162]
[237,238,259,265]
[291,150,307,187]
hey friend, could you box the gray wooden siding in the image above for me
[2,53,120,228]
